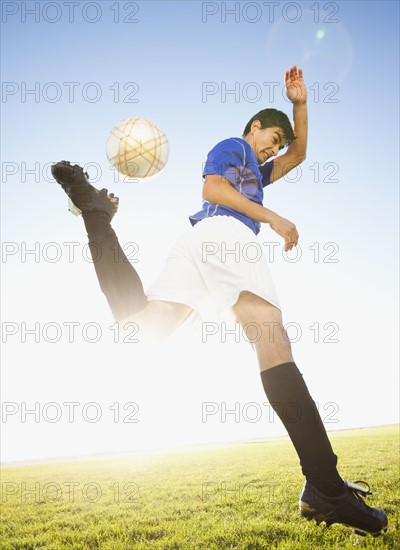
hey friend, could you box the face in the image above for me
[247,124,287,164]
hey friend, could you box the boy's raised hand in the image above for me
[285,65,307,104]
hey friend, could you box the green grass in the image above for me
[1,425,399,549]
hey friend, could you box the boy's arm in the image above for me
[203,175,299,251]
[270,66,308,183]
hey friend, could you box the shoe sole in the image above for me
[51,161,119,217]
[300,501,388,537]
[51,161,87,188]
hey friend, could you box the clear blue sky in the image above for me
[1,1,399,461]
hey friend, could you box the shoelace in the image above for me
[345,480,374,496]
[344,480,376,511]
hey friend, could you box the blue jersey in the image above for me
[189,137,274,235]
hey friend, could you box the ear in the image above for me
[250,120,262,134]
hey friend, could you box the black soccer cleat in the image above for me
[51,160,119,219]
[299,479,388,536]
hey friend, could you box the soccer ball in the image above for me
[106,117,169,178]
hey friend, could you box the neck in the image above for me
[243,133,256,155]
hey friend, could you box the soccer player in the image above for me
[51,66,388,536]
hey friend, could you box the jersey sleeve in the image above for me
[202,139,246,186]
[259,159,274,187]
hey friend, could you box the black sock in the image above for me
[83,210,113,234]
[82,211,147,320]
[261,362,344,497]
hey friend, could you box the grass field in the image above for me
[1,425,399,549]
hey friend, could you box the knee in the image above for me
[261,323,292,351]
[233,292,281,325]
[118,302,166,343]
[118,301,189,343]
[118,317,171,343]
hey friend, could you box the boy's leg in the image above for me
[233,291,387,536]
[51,161,193,337]
[52,161,146,320]
[82,210,147,321]
[233,291,342,494]
[121,299,192,341]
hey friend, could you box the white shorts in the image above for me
[147,216,280,322]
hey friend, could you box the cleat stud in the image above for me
[354,530,366,537]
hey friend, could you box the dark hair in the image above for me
[242,108,295,145]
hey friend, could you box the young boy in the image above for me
[51,66,387,536]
